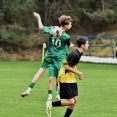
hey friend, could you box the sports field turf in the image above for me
[0,61,117,117]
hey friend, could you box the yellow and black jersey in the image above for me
[58,49,83,83]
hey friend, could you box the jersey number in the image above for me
[52,38,61,47]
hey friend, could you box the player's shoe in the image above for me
[56,94,60,100]
[46,101,52,117]
[21,91,30,97]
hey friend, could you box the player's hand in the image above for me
[77,71,83,80]
[69,43,74,48]
[79,75,83,80]
[33,12,40,19]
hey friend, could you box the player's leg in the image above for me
[50,98,76,117]
[47,76,54,101]
[46,96,76,117]
[21,68,47,97]
[63,96,77,117]
[63,83,78,117]
[56,81,61,100]
[47,64,57,100]
[21,53,52,97]
[47,78,60,101]
[47,64,61,101]
[46,83,78,117]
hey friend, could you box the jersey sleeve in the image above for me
[66,38,70,46]
[67,54,79,67]
[42,26,52,34]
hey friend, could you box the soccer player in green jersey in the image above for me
[21,12,73,100]
[46,36,89,117]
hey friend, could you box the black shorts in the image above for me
[60,83,78,99]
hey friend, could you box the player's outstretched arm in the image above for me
[33,12,43,30]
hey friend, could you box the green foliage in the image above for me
[84,9,115,23]
[0,0,117,54]
[2,0,34,25]
[81,0,116,31]
[47,0,117,31]
[0,11,4,20]
[0,25,29,52]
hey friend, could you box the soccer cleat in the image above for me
[46,101,52,117]
[21,91,30,97]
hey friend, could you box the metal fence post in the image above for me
[88,38,91,56]
[110,37,114,57]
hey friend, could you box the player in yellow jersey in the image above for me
[46,36,89,117]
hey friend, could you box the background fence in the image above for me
[71,36,117,58]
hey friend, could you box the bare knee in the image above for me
[74,98,77,104]
[68,99,75,105]
[69,97,78,105]
[48,77,54,83]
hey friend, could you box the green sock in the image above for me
[29,82,35,88]
[48,90,52,94]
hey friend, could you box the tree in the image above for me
[44,0,49,25]
[81,0,116,31]
[1,0,117,53]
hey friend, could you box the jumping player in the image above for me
[21,12,73,101]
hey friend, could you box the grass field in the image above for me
[0,61,117,117]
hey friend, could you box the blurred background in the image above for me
[0,0,117,61]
